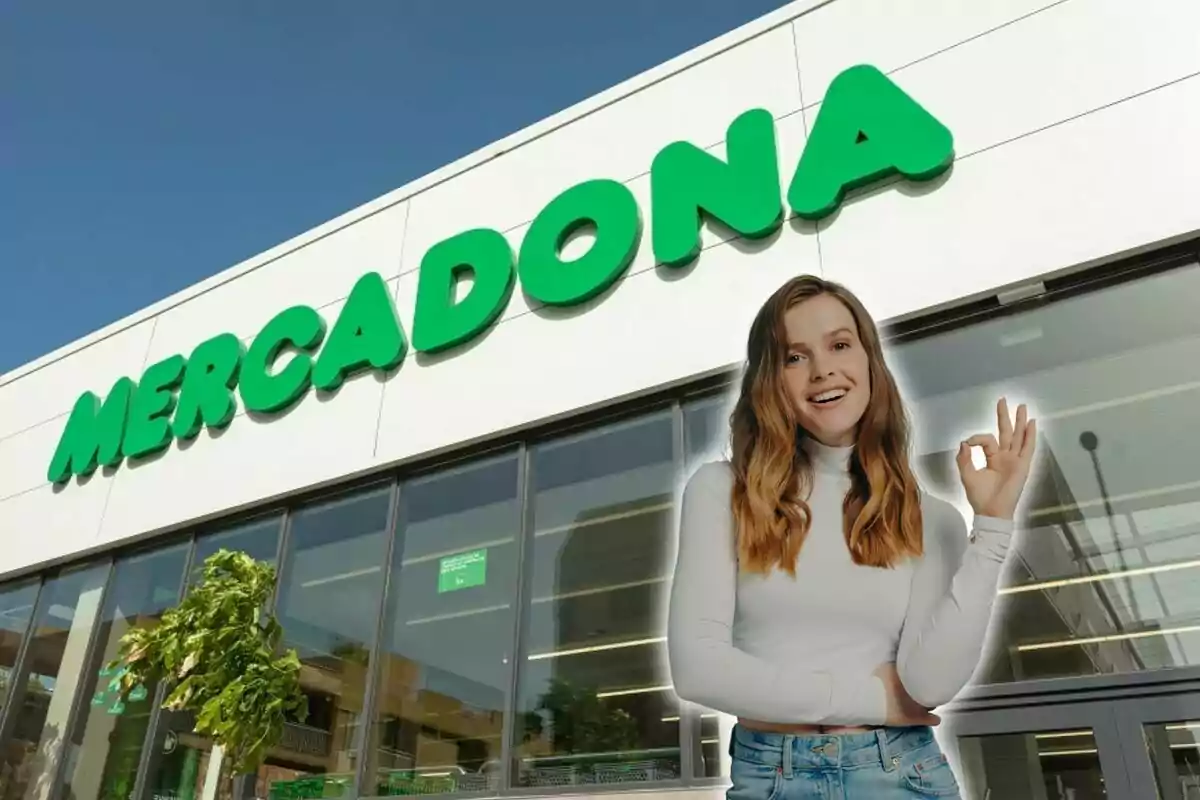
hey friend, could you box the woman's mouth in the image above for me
[808,389,848,408]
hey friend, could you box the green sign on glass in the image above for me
[47,65,954,485]
[438,549,488,594]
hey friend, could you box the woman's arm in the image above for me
[895,496,1015,708]
[667,461,888,725]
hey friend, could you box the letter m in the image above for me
[47,377,135,484]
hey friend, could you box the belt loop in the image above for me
[876,729,893,772]
[781,734,794,778]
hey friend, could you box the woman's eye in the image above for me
[786,353,803,364]
[833,341,851,351]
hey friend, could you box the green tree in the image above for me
[534,677,638,756]
[109,549,308,778]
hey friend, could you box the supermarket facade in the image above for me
[2,1,1200,799]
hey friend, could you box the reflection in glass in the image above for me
[683,394,730,470]
[893,262,1200,684]
[189,517,282,583]
[0,582,39,716]
[60,544,189,800]
[268,487,391,798]
[514,412,680,787]
[143,518,282,800]
[1144,720,1200,799]
[0,565,109,800]
[366,454,520,796]
[957,729,1105,799]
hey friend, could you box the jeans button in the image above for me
[892,756,900,767]
[824,743,836,756]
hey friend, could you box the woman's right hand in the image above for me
[873,663,940,727]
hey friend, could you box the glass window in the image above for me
[0,565,109,800]
[59,544,189,800]
[683,393,731,470]
[893,262,1200,684]
[957,729,1105,799]
[189,517,282,581]
[1143,719,1200,798]
[365,454,521,796]
[144,519,282,800]
[265,487,392,799]
[679,395,737,778]
[513,411,680,788]
[0,582,40,716]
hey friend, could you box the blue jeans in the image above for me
[728,724,962,799]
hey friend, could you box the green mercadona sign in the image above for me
[48,65,954,484]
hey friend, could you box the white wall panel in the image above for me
[865,0,1200,161]
[393,110,810,327]
[144,201,408,364]
[793,0,1061,106]
[0,321,154,443]
[97,287,394,547]
[0,416,70,500]
[396,25,802,278]
[495,111,811,323]
[818,72,1200,323]
[375,216,821,466]
[0,479,109,575]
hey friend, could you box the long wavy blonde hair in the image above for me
[728,275,923,575]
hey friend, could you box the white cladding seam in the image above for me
[93,314,161,547]
[377,202,414,459]
[0,0,838,390]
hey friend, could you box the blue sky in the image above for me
[1,0,793,374]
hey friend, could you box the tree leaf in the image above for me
[107,549,307,778]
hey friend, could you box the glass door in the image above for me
[1112,691,1200,799]
[942,700,1132,800]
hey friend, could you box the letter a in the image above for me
[312,272,407,392]
[788,65,954,221]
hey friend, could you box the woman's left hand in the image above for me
[955,397,1038,521]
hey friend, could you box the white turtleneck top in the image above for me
[666,441,1015,725]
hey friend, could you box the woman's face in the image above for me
[781,293,872,447]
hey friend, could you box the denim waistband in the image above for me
[730,724,937,774]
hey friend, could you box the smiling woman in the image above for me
[6,2,1200,798]
[668,273,1038,800]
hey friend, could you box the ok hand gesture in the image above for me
[955,398,1038,521]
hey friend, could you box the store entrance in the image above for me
[943,689,1200,799]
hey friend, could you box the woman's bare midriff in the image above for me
[738,718,878,734]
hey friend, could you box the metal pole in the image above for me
[352,479,403,800]
[0,577,46,748]
[670,400,697,784]
[268,510,293,615]
[498,444,534,793]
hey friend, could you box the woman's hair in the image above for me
[728,275,923,575]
